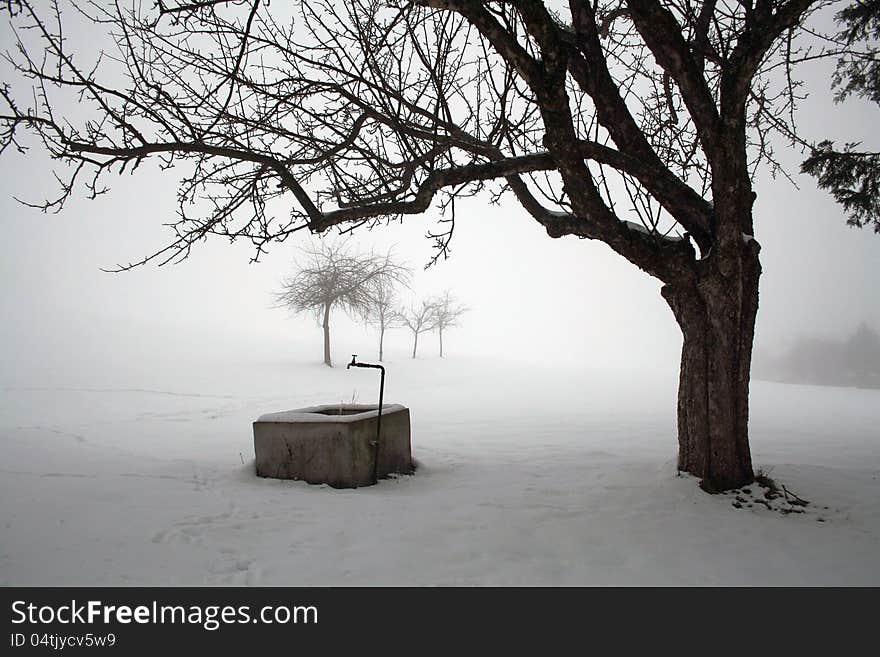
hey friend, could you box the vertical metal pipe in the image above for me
[372,365,385,485]
[347,355,386,485]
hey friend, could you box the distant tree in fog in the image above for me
[768,322,880,388]
[839,323,880,387]
[276,242,409,367]
[431,291,468,358]
[401,300,438,359]
[364,280,408,362]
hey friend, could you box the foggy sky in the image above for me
[1,5,878,390]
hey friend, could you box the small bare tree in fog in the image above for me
[431,291,468,358]
[276,243,409,367]
[401,300,439,359]
[364,276,409,361]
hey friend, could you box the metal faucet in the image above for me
[347,355,386,485]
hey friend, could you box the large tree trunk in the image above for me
[322,304,332,367]
[661,244,761,491]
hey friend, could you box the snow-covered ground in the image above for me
[1,343,878,586]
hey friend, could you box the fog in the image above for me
[2,4,880,590]
[1,19,878,393]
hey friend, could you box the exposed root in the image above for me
[723,468,822,518]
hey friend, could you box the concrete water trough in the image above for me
[253,403,413,488]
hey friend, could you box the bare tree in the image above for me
[364,275,409,361]
[1,0,861,490]
[276,242,409,366]
[431,290,468,357]
[401,299,439,359]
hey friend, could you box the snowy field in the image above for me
[1,339,878,586]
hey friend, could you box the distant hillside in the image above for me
[755,323,880,390]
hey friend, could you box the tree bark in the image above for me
[378,322,385,361]
[661,243,761,491]
[439,326,444,358]
[412,331,418,359]
[322,303,332,367]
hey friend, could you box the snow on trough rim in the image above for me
[256,403,405,423]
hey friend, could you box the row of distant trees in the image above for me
[276,242,467,366]
[755,323,880,390]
